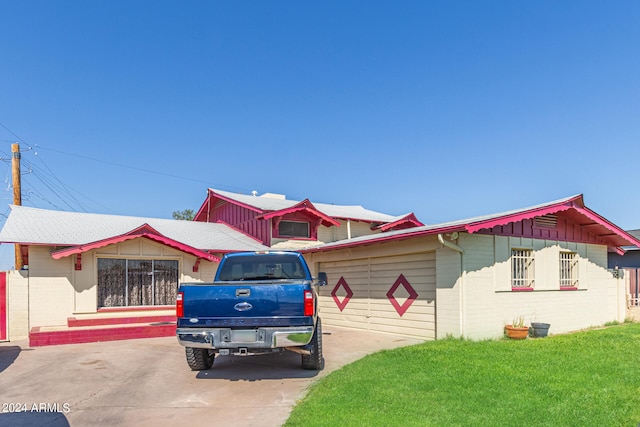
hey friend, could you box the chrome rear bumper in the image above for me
[177,326,314,350]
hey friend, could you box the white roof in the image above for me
[0,205,268,252]
[211,188,403,223]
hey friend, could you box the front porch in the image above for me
[28,308,176,347]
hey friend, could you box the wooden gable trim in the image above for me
[375,213,424,232]
[195,189,263,222]
[50,224,220,263]
[258,199,340,227]
[468,196,640,250]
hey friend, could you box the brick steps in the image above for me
[67,314,176,327]
[29,314,177,347]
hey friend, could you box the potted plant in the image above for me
[504,316,529,340]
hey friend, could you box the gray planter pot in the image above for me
[530,322,550,338]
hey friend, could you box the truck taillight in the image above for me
[176,292,184,318]
[304,290,314,316]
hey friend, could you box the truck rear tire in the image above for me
[302,318,324,370]
[185,347,215,371]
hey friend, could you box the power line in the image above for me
[32,145,254,194]
[0,121,257,213]
[35,145,216,186]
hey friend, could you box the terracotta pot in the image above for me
[505,325,529,340]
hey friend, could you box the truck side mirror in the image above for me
[316,272,328,286]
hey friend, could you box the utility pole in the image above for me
[11,143,22,269]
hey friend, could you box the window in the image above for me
[277,221,310,238]
[217,253,308,281]
[512,249,534,289]
[560,252,578,288]
[97,259,179,308]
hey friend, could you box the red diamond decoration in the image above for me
[386,274,418,316]
[331,276,353,312]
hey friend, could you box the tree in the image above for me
[172,209,195,221]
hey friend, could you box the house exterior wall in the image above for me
[5,241,219,340]
[29,246,75,327]
[458,233,625,340]
[7,270,28,340]
[305,231,625,341]
[434,245,463,338]
[608,250,640,269]
[318,220,380,243]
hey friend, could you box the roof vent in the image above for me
[260,192,286,200]
[535,214,558,228]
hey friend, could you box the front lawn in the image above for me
[285,323,640,426]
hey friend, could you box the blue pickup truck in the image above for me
[176,251,326,371]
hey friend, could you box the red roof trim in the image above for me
[194,189,263,221]
[303,194,640,254]
[257,199,340,227]
[50,224,219,262]
[464,205,574,233]
[375,213,424,231]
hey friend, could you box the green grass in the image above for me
[285,323,640,426]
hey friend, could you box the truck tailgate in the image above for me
[179,282,310,325]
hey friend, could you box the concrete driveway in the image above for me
[0,327,423,427]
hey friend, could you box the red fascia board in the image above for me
[611,246,626,256]
[464,195,585,234]
[51,233,218,262]
[193,190,213,221]
[258,199,340,227]
[464,196,640,248]
[127,223,162,235]
[575,205,640,248]
[376,213,424,231]
[464,205,574,234]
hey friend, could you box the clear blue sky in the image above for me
[1,1,639,269]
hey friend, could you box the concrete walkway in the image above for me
[0,327,423,427]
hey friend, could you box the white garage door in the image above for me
[318,252,435,340]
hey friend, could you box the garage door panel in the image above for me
[319,252,436,339]
[369,304,435,318]
[368,316,435,329]
[369,290,436,300]
[369,298,435,309]
[369,306,435,320]
[371,322,436,340]
[369,252,435,265]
